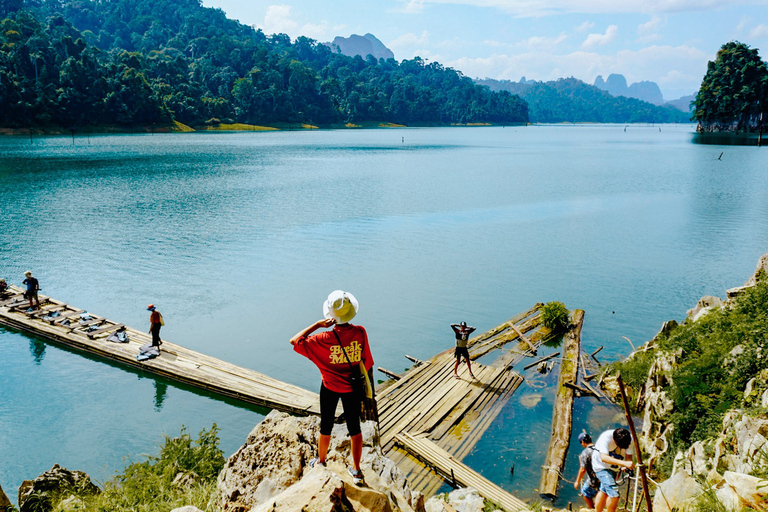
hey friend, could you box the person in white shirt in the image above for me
[591,427,635,512]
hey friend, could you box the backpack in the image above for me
[584,446,600,488]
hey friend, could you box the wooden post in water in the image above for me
[617,375,653,512]
[538,309,584,500]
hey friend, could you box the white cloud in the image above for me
[261,4,298,36]
[750,24,768,39]
[403,0,426,12]
[444,43,709,98]
[404,0,763,17]
[389,31,431,49]
[518,33,568,51]
[636,16,665,43]
[575,21,595,33]
[300,21,330,40]
[582,25,618,49]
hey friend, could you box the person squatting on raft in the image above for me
[290,290,374,485]
[451,321,476,379]
[23,270,40,310]
[147,304,164,348]
[592,427,635,512]
[574,432,599,509]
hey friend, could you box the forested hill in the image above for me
[0,0,528,130]
[477,77,691,124]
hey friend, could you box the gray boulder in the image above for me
[18,464,99,512]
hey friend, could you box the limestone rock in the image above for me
[687,295,722,322]
[18,464,99,512]
[0,482,11,510]
[218,410,423,512]
[170,507,205,512]
[719,471,768,511]
[745,251,768,287]
[651,470,704,512]
[425,488,484,512]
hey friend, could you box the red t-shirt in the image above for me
[293,323,374,393]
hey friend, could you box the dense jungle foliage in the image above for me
[693,41,768,133]
[0,0,528,129]
[477,77,691,123]
[612,274,768,465]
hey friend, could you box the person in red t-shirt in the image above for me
[147,304,163,348]
[290,290,374,484]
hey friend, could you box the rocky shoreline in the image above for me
[7,252,768,512]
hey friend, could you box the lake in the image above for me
[1,125,767,507]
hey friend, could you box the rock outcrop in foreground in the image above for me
[217,410,425,512]
[609,252,768,512]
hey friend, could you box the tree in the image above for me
[693,41,768,132]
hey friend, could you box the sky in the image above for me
[200,0,768,101]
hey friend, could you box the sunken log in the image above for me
[538,309,584,500]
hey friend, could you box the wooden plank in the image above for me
[538,309,584,500]
[86,323,125,338]
[377,367,402,380]
[523,352,561,371]
[395,433,528,512]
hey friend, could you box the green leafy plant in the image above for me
[539,301,570,332]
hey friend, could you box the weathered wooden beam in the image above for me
[509,323,537,356]
[378,367,402,380]
[523,351,561,371]
[582,380,602,401]
[404,354,424,365]
[590,345,603,362]
[539,309,584,500]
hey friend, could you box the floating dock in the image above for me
[1,286,552,509]
[0,286,320,415]
[379,304,552,499]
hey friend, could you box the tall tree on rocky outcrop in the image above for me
[693,41,768,132]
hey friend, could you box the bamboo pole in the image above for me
[538,310,584,499]
[617,375,653,512]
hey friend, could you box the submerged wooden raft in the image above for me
[0,286,320,415]
[538,309,584,499]
[379,304,549,499]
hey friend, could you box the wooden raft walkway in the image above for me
[397,433,528,512]
[377,304,550,506]
[0,286,320,415]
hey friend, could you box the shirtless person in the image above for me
[451,321,476,379]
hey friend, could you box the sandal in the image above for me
[348,466,363,485]
[309,458,325,468]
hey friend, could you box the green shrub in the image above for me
[70,425,225,512]
[539,301,569,332]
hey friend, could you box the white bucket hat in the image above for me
[323,290,358,324]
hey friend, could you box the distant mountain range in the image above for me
[593,74,694,112]
[476,76,691,123]
[325,34,395,61]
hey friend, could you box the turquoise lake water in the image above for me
[1,125,767,506]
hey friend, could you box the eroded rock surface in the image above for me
[218,410,424,512]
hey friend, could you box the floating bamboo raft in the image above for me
[2,285,552,510]
[0,286,320,415]
[538,309,584,500]
[378,304,551,501]
[396,432,528,512]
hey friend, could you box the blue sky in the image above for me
[201,0,768,101]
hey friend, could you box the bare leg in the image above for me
[584,496,595,509]
[318,434,331,463]
[594,491,607,512]
[351,432,363,471]
[606,496,620,512]
[466,358,474,378]
[453,358,460,377]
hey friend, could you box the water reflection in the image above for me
[692,132,761,146]
[154,381,168,411]
[29,339,46,364]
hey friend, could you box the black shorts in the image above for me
[455,346,470,361]
[319,384,361,437]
